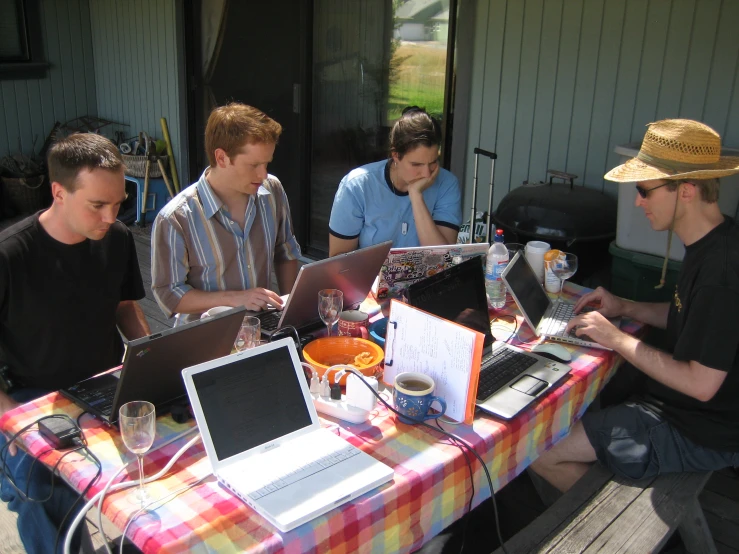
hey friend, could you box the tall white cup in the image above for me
[525,241,551,284]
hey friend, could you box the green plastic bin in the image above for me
[609,242,682,303]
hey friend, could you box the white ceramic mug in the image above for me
[200,306,232,319]
[525,241,551,284]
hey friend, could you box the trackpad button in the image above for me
[510,375,548,396]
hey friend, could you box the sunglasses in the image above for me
[635,181,671,199]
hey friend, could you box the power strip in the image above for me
[312,394,370,424]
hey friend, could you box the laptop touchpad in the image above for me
[510,375,548,396]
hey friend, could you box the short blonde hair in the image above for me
[205,103,282,166]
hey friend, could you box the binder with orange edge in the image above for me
[383,299,484,425]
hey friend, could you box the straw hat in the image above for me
[605,119,739,182]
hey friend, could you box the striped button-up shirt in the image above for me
[151,169,301,318]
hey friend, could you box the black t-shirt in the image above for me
[0,214,146,390]
[642,217,739,451]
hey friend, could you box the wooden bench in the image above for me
[494,465,717,554]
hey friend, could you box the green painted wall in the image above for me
[0,0,97,159]
[461,0,739,214]
[89,0,183,186]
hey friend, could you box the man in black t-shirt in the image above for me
[531,119,739,494]
[0,134,150,553]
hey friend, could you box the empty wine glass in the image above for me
[234,316,261,351]
[552,252,578,300]
[119,401,156,507]
[318,289,343,337]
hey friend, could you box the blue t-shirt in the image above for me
[328,160,462,248]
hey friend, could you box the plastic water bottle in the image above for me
[485,232,509,309]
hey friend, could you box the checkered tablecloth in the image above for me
[0,283,642,553]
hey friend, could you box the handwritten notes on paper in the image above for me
[384,301,482,423]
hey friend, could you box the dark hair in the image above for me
[205,102,282,166]
[47,133,124,192]
[389,106,442,159]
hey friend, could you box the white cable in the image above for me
[64,432,202,554]
[119,474,208,553]
[95,427,200,553]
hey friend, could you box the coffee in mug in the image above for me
[393,372,447,424]
[395,378,431,392]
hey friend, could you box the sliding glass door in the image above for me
[307,0,455,255]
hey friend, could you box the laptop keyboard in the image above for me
[476,348,539,401]
[69,384,116,417]
[247,444,360,500]
[258,311,281,331]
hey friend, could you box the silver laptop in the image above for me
[406,257,572,419]
[502,251,619,350]
[256,241,393,337]
[182,338,394,532]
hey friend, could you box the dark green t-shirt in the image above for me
[642,217,739,451]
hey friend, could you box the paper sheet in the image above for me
[383,301,481,423]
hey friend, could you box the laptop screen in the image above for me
[503,252,551,327]
[191,347,313,461]
[406,257,494,348]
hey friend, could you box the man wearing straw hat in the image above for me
[531,119,739,493]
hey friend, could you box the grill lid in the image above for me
[492,172,617,244]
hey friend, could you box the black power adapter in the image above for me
[38,417,81,449]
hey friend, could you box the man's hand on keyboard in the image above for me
[573,286,626,318]
[238,288,284,311]
[566,310,624,350]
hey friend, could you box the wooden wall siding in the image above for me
[462,0,739,215]
[0,0,97,159]
[88,0,183,185]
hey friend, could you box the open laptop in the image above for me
[501,251,619,350]
[60,307,246,424]
[377,242,489,300]
[181,338,394,532]
[256,241,393,337]
[406,257,571,419]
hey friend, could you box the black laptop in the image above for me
[60,306,246,424]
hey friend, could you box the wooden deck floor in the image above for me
[0,225,737,552]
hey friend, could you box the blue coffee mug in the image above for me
[393,372,447,425]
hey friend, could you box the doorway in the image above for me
[190,0,457,258]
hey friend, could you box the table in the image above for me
[0,283,642,553]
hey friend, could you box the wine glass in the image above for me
[234,316,261,351]
[318,289,343,337]
[552,252,578,300]
[119,401,156,507]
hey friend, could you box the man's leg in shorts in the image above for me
[529,420,598,493]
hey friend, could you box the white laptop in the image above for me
[501,251,620,350]
[181,338,394,532]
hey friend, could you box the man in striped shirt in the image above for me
[151,103,301,321]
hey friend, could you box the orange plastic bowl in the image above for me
[302,337,384,385]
